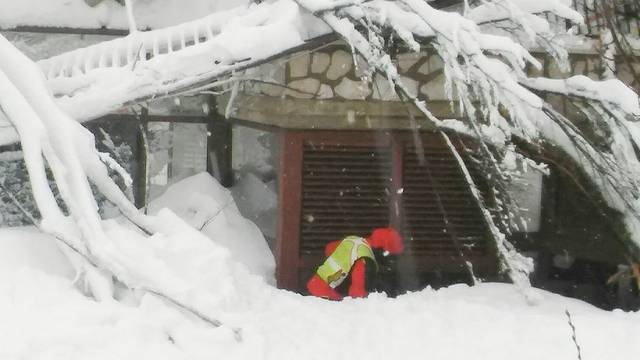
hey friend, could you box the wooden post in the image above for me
[134,108,148,210]
[276,130,303,290]
[207,97,234,187]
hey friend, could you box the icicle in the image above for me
[111,45,121,68]
[180,26,186,49]
[205,24,214,41]
[193,24,200,45]
[98,45,107,68]
[166,31,173,54]
[126,38,135,65]
[152,33,160,57]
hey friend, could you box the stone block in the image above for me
[428,54,443,71]
[317,84,334,99]
[420,73,447,100]
[399,75,419,98]
[335,78,371,100]
[288,78,321,98]
[289,53,310,78]
[327,50,352,80]
[311,52,331,74]
[418,54,444,75]
[354,54,371,78]
[261,83,285,97]
[396,52,420,73]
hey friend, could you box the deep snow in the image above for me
[0,174,639,360]
[1,229,640,359]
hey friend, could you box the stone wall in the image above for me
[230,42,637,129]
[246,44,447,102]
[246,43,627,102]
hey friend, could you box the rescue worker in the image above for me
[306,227,404,300]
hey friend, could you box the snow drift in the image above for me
[148,172,275,283]
[1,224,639,360]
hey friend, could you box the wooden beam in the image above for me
[219,94,458,130]
[2,25,130,36]
[145,115,208,124]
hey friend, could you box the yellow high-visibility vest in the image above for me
[316,236,377,288]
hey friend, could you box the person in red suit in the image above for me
[306,227,404,300]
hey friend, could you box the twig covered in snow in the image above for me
[0,184,238,339]
[441,132,533,289]
[565,309,583,360]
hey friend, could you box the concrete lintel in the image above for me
[218,94,462,130]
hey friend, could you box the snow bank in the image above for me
[148,172,275,283]
[0,227,73,280]
[1,199,640,359]
[0,265,246,360]
[231,172,278,240]
[0,230,639,360]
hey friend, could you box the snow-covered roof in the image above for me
[0,0,250,31]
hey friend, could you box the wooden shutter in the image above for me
[399,135,493,272]
[282,131,496,291]
[300,143,392,255]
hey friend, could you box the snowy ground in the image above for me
[0,174,639,360]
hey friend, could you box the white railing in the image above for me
[38,6,246,79]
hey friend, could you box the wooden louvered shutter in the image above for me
[282,130,497,291]
[300,143,392,259]
[399,134,494,273]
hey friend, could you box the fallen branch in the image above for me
[0,180,240,341]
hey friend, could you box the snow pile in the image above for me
[231,173,278,241]
[148,172,275,283]
[0,258,247,360]
[0,227,74,280]
[1,225,640,359]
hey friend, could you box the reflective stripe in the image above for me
[326,256,341,272]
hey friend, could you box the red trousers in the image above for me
[306,258,368,300]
